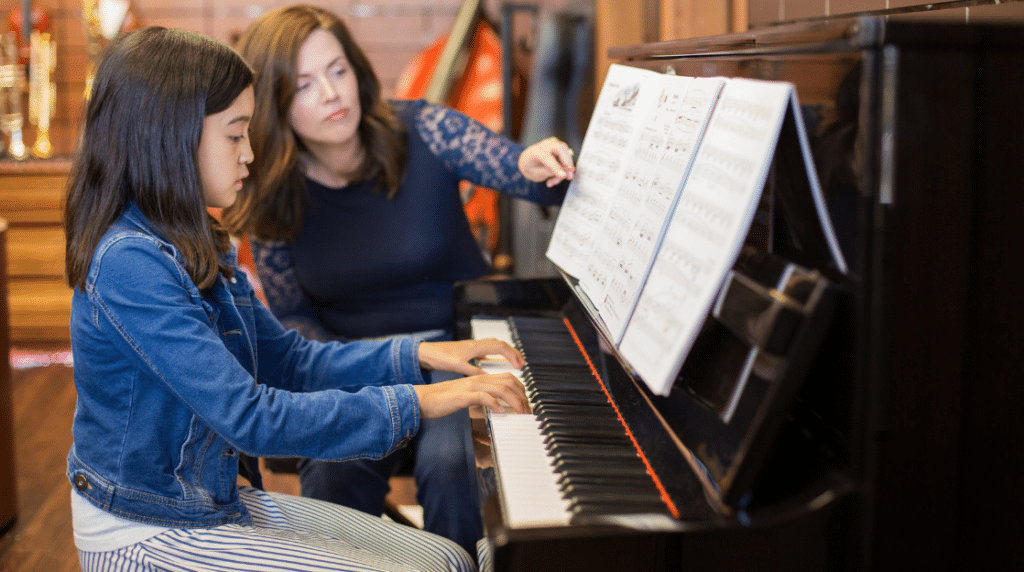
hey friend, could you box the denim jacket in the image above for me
[66,203,423,527]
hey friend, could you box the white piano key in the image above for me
[472,317,572,527]
[488,413,572,527]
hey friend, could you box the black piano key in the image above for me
[544,437,634,452]
[535,404,617,417]
[532,394,612,408]
[504,314,675,523]
[552,447,640,462]
[559,474,657,491]
[569,500,671,518]
[561,477,661,494]
[567,491,666,505]
[543,423,629,438]
[555,461,649,479]
[541,418,625,431]
[548,440,634,456]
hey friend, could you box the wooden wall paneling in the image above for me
[661,0,746,42]
[594,0,749,99]
[593,0,645,98]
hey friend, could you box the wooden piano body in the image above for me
[458,16,1024,571]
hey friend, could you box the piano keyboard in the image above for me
[472,316,672,528]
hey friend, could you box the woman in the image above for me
[66,26,528,571]
[221,4,575,557]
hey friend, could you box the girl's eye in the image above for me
[296,81,311,92]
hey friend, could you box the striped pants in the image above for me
[78,487,494,572]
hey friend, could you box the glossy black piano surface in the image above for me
[457,15,1024,572]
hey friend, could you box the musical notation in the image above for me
[550,73,838,396]
[547,64,667,279]
[620,78,798,395]
[550,69,726,342]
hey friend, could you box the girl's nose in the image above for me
[241,137,253,164]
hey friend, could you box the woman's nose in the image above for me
[317,75,338,101]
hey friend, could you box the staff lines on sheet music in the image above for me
[697,145,757,183]
[609,259,641,297]
[618,184,646,207]
[576,152,620,181]
[712,115,771,146]
[626,293,687,357]
[660,136,695,167]
[648,241,712,300]
[586,249,614,289]
[676,89,711,129]
[676,191,736,230]
[595,115,631,134]
[674,209,728,247]
[562,192,605,224]
[592,130,629,148]
[635,130,666,163]
[625,216,657,259]
[601,207,631,247]
[644,175,676,212]
[550,225,590,259]
[616,176,648,207]
[689,162,747,195]
[716,97,775,124]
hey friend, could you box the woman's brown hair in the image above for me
[64,27,253,290]
[221,4,408,242]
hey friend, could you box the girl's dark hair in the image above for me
[64,27,254,290]
[221,4,407,241]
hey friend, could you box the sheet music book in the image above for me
[545,64,725,336]
[547,71,847,397]
[583,76,726,341]
[545,64,679,280]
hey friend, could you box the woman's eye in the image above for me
[296,81,311,92]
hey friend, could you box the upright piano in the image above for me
[458,16,1024,571]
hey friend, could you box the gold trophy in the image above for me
[0,32,28,160]
[82,0,138,98]
[29,30,55,158]
[81,0,101,98]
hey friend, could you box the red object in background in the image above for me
[394,4,505,259]
[7,4,49,65]
[208,208,267,305]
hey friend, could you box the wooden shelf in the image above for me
[1,159,73,343]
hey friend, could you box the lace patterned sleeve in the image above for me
[414,101,565,206]
[249,238,341,343]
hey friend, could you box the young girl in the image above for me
[221,6,574,555]
[64,26,527,572]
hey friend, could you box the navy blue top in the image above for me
[252,100,566,341]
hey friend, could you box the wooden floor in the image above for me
[0,363,79,572]
[0,362,418,572]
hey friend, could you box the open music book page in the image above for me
[582,76,725,341]
[545,64,668,281]
[618,78,799,396]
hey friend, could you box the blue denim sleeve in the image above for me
[412,100,567,206]
[84,235,420,460]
